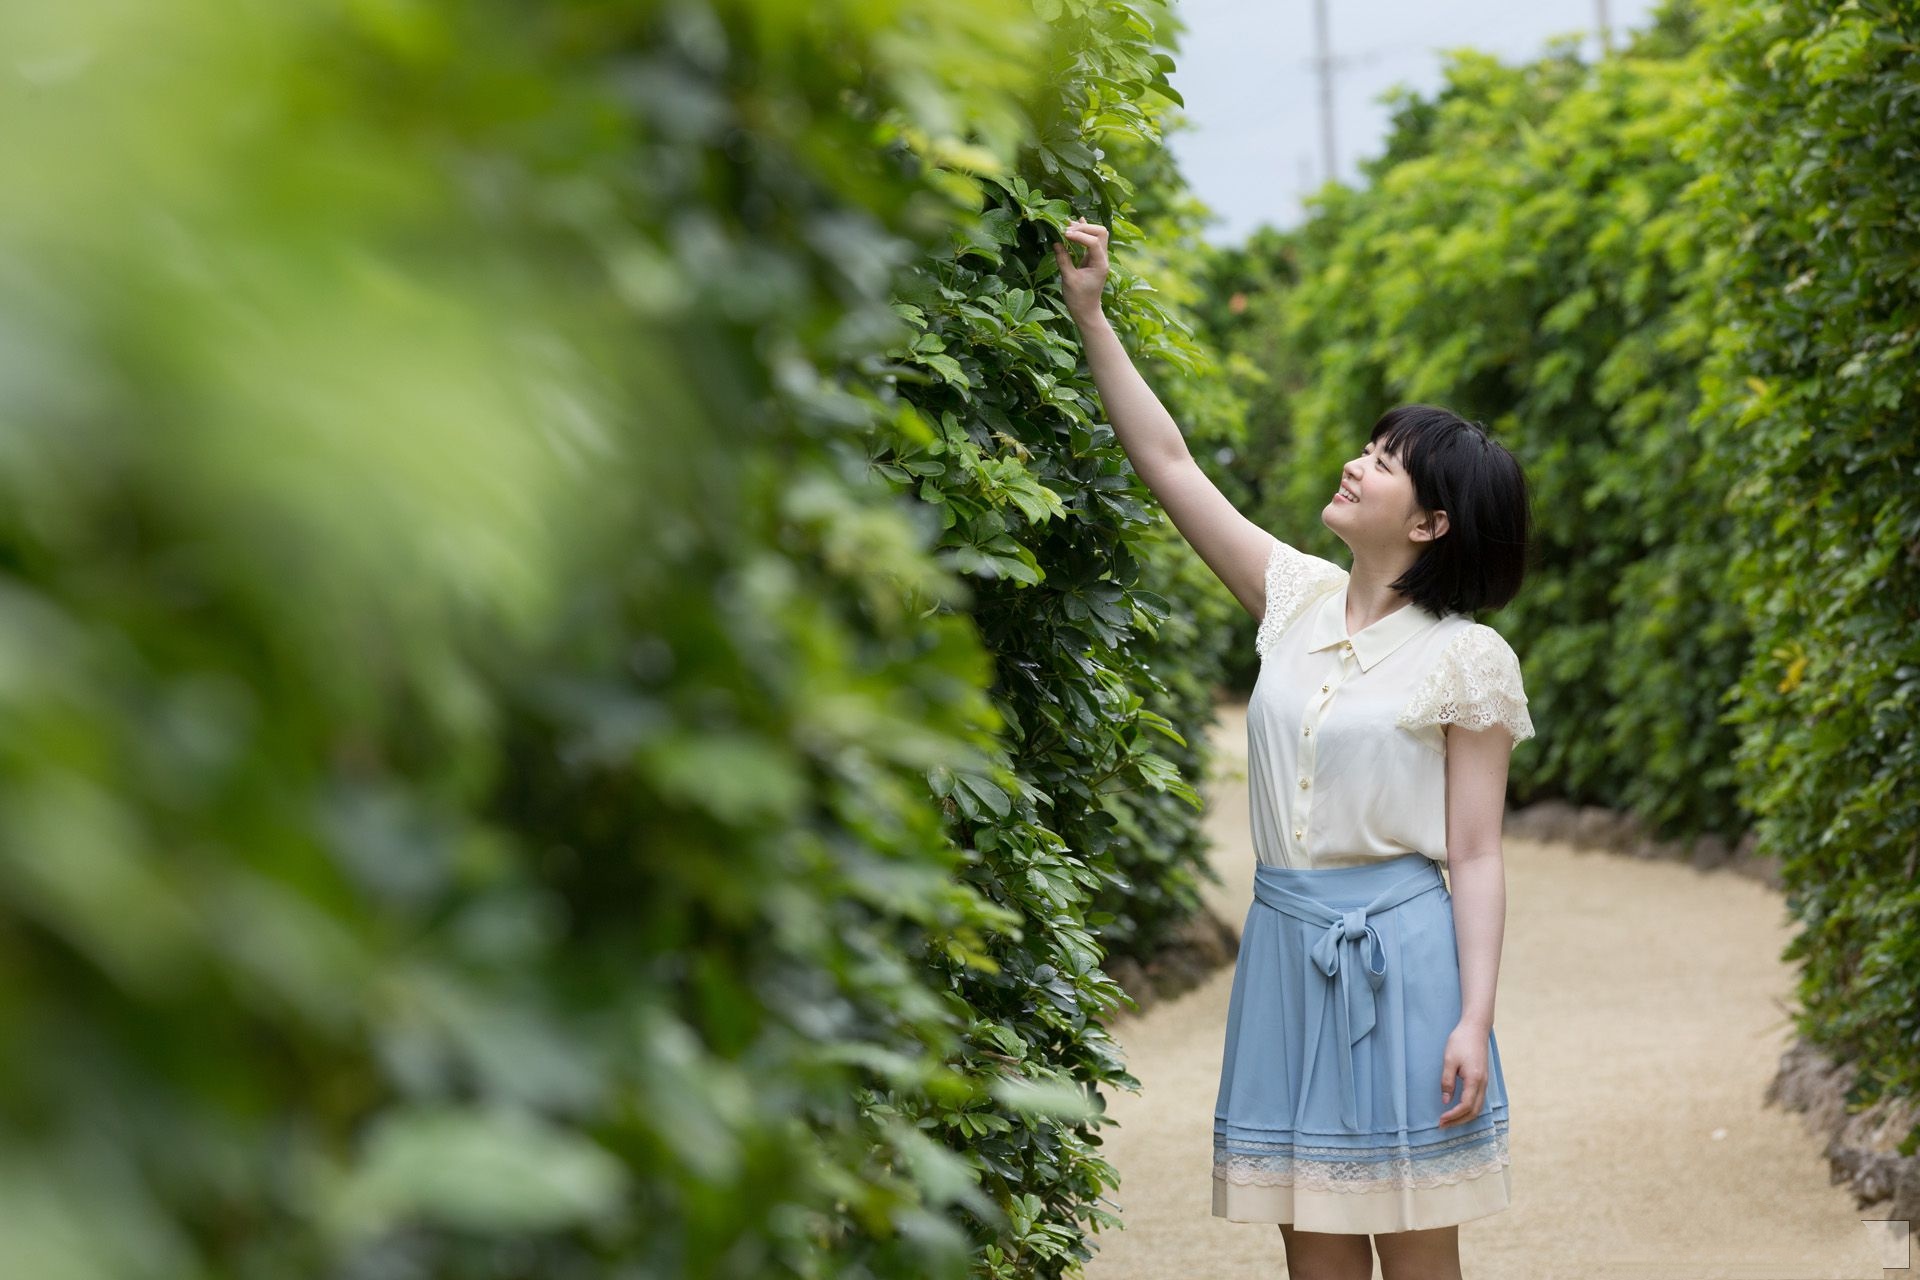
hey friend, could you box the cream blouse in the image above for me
[1248,535,1535,870]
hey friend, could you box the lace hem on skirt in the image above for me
[1213,1115,1511,1194]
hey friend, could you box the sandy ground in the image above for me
[1083,698,1907,1280]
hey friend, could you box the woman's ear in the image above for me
[1412,510,1449,542]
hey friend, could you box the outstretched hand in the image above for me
[1053,217,1110,321]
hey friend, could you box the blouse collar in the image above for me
[1305,582,1443,672]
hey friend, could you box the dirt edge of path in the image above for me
[1105,906,1240,1020]
[1765,1028,1920,1247]
[1503,798,1781,890]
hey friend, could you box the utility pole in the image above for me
[1311,0,1336,186]
[1595,0,1613,54]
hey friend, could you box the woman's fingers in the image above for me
[1067,233,1107,263]
[1055,223,1110,281]
[1439,1062,1487,1126]
[1061,234,1107,266]
[1440,1075,1485,1126]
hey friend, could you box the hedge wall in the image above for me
[1679,0,1920,1136]
[874,5,1247,969]
[0,1,1239,1277]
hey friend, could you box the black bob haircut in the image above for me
[1366,404,1531,618]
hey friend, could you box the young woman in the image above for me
[1054,219,1533,1280]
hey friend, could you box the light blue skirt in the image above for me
[1212,852,1512,1234]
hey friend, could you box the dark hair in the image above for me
[1369,404,1530,617]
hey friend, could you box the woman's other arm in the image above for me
[1435,721,1510,1128]
[1054,219,1271,621]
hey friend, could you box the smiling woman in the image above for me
[1322,406,1532,624]
[1218,529,1531,1228]
[1056,217,1537,1274]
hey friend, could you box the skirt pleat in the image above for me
[1212,852,1512,1234]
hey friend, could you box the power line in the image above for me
[1298,0,1619,188]
[1311,0,1336,185]
[1297,0,1619,72]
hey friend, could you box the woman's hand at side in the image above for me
[1053,218,1110,323]
[1437,1020,1491,1127]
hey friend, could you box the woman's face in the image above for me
[1322,436,1445,546]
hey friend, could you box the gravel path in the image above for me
[1084,699,1901,1280]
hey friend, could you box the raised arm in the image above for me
[1054,219,1272,620]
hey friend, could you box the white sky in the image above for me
[1163,0,1667,243]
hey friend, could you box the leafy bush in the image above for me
[1678,0,1920,1135]
[0,1,1240,1276]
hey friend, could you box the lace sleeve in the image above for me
[1396,624,1535,747]
[1255,536,1347,660]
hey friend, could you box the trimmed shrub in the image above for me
[1679,0,1920,1137]
[0,1,1239,1276]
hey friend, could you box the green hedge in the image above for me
[1679,0,1920,1135]
[874,8,1246,967]
[0,1,1240,1276]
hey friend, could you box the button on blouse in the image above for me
[1248,536,1535,870]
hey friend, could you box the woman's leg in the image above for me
[1371,1224,1461,1280]
[1277,1223,1375,1280]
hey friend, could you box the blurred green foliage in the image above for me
[0,0,1241,1276]
[1198,0,1920,1149]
